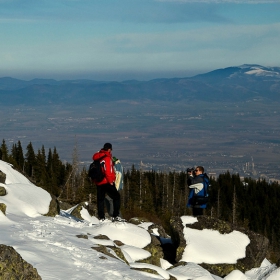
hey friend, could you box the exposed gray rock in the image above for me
[0,203,6,215]
[76,234,88,239]
[86,202,98,218]
[129,217,151,225]
[91,245,128,264]
[70,202,88,220]
[93,234,110,240]
[169,216,186,263]
[142,234,164,266]
[0,186,6,196]
[107,246,129,264]
[147,223,170,239]
[44,194,60,217]
[170,215,270,277]
[114,240,125,246]
[0,244,42,280]
[59,201,73,210]
[91,245,114,258]
[0,170,6,184]
[126,218,174,266]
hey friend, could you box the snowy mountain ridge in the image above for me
[193,64,280,81]
[239,64,280,78]
[1,159,280,280]
[1,64,280,105]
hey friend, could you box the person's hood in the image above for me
[93,149,111,161]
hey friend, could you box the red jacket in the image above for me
[92,149,116,185]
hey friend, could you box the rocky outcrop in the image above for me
[67,201,102,220]
[121,220,173,267]
[170,215,270,277]
[145,223,176,266]
[0,203,6,215]
[0,170,6,184]
[0,244,42,279]
[85,201,98,217]
[88,218,169,268]
[0,186,6,196]
[44,194,60,217]
[147,223,170,239]
[142,235,164,266]
[169,216,186,263]
[76,234,89,239]
[129,217,151,225]
[70,202,88,220]
[91,235,129,265]
[59,201,73,210]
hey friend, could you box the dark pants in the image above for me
[97,183,120,219]
[105,195,114,217]
[193,207,203,217]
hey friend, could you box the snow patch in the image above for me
[182,228,250,264]
[181,215,198,225]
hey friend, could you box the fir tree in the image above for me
[10,141,25,171]
[34,146,49,188]
[25,142,36,178]
[0,139,9,162]
[16,141,25,171]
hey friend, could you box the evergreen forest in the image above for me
[1,139,280,259]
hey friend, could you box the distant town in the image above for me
[120,152,280,184]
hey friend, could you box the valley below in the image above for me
[1,99,280,182]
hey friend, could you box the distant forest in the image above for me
[1,139,280,259]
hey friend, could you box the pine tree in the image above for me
[232,184,237,225]
[46,148,60,195]
[177,171,188,216]
[9,143,18,167]
[76,167,95,202]
[34,146,49,188]
[10,141,25,171]
[0,139,9,162]
[52,147,66,188]
[25,142,36,178]
[16,141,25,171]
[123,165,141,216]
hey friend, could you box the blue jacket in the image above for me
[114,159,123,191]
[187,173,209,209]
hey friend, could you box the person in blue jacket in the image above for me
[187,166,209,217]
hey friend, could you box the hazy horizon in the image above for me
[1,1,280,81]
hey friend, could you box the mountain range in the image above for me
[1,64,280,105]
[1,64,280,178]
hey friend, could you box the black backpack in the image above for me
[88,156,106,182]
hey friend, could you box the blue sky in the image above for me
[1,0,280,81]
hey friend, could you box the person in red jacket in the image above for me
[92,143,122,222]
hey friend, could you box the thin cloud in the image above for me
[156,0,280,3]
[0,0,231,24]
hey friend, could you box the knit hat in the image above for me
[103,143,112,150]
